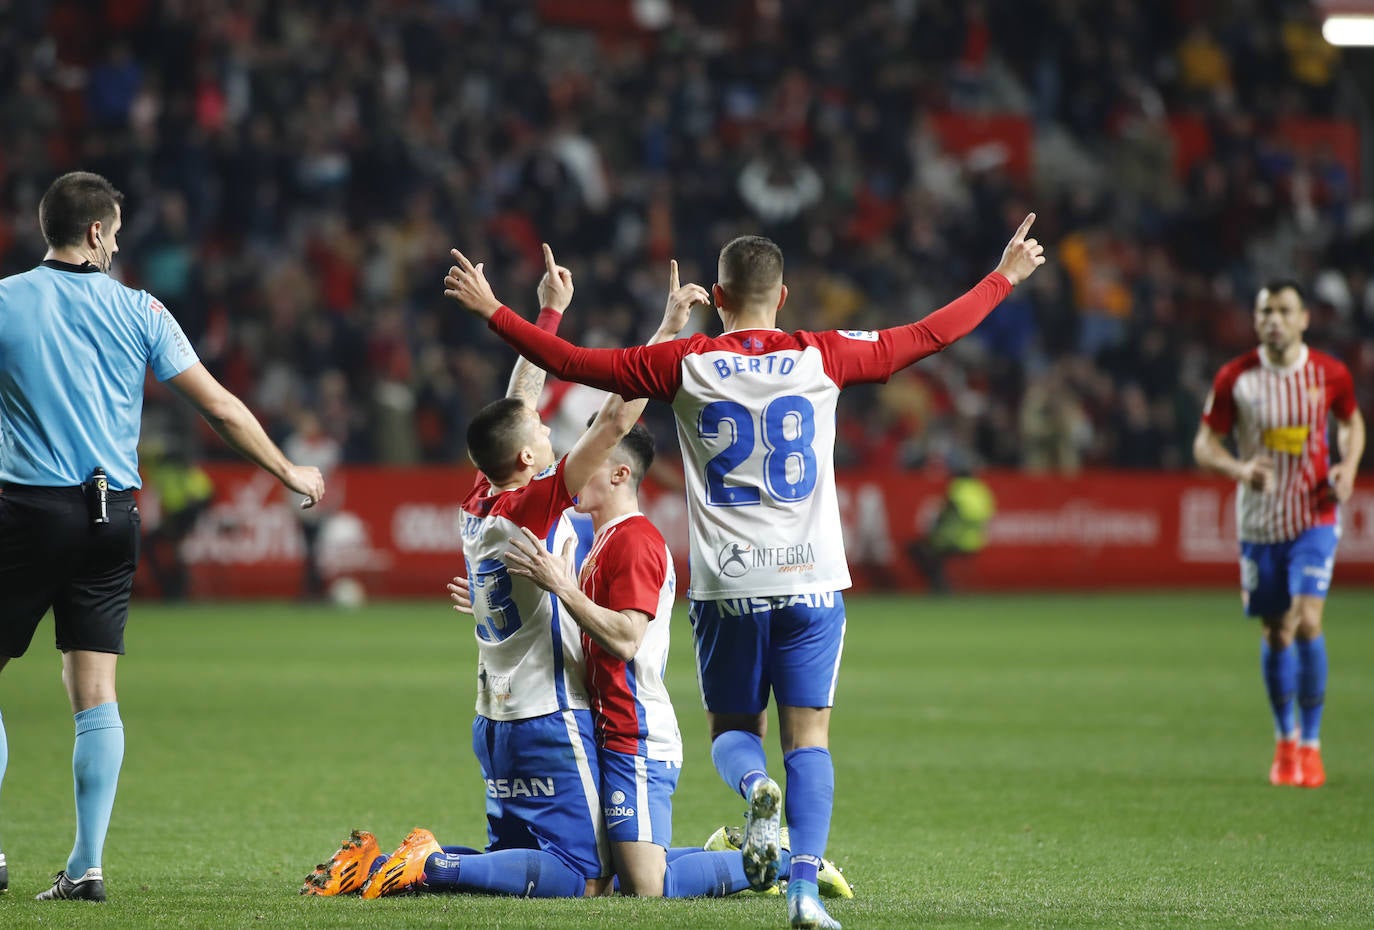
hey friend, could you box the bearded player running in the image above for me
[1194,279,1364,789]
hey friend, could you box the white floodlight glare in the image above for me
[1323,14,1374,46]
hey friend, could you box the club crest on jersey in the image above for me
[838,330,878,341]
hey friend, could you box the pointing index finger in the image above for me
[1013,213,1036,242]
[451,248,477,273]
[543,243,558,278]
[670,259,679,292]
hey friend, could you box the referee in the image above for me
[0,172,326,902]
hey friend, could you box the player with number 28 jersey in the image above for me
[447,216,1047,929]
[488,299,1016,601]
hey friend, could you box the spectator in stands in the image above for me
[0,0,1364,492]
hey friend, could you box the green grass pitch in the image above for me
[1,591,1371,929]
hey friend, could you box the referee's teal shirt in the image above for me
[0,260,199,490]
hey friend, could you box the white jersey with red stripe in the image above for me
[1202,345,1358,543]
[460,457,589,721]
[578,512,681,762]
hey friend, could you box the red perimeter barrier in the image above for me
[138,467,1374,599]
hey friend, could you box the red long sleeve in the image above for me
[492,271,1010,397]
[535,306,564,332]
[883,272,1011,370]
[814,272,1014,387]
[488,307,686,400]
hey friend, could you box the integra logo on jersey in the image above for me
[718,540,816,578]
[477,667,512,701]
[838,330,879,341]
[718,542,753,577]
[486,777,556,799]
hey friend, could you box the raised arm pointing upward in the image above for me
[443,220,1046,930]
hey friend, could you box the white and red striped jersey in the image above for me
[577,513,681,762]
[539,380,609,456]
[488,272,1014,599]
[460,458,589,721]
[1203,345,1357,543]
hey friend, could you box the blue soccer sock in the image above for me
[711,731,769,799]
[1295,635,1328,745]
[423,848,586,897]
[783,747,834,888]
[665,845,701,863]
[1260,640,1298,740]
[662,850,754,897]
[67,702,125,878]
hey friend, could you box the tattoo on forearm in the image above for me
[507,358,547,408]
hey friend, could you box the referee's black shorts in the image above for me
[0,484,141,658]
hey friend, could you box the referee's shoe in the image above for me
[36,868,106,902]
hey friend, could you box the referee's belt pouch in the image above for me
[82,469,111,526]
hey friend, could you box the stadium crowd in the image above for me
[1,0,1371,473]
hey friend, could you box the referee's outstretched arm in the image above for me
[167,362,326,509]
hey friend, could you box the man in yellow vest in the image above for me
[141,442,214,600]
[908,461,995,595]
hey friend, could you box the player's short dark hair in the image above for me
[615,423,656,489]
[1260,278,1306,305]
[39,172,124,248]
[467,397,533,481]
[718,235,784,303]
[584,416,656,489]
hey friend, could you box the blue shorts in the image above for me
[1239,524,1340,619]
[599,749,680,848]
[472,710,609,879]
[689,592,846,714]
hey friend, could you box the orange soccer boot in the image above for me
[1297,745,1326,788]
[360,828,442,899]
[1269,738,1302,787]
[301,829,381,896]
